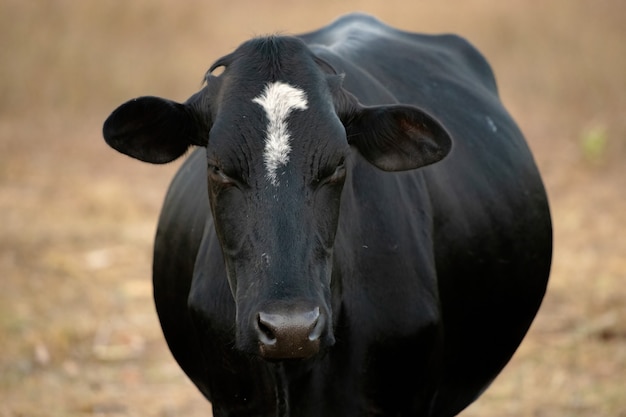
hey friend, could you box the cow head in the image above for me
[103,36,451,361]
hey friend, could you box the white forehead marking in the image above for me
[252,81,308,186]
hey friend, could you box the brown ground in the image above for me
[1,1,625,416]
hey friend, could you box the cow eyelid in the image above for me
[315,157,346,186]
[208,163,236,185]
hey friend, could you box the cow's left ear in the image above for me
[344,104,452,171]
[103,95,209,164]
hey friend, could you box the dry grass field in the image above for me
[1,1,624,416]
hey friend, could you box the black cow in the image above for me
[103,13,552,417]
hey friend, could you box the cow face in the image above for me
[103,36,451,361]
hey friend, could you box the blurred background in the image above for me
[1,0,624,416]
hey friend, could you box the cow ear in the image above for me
[103,96,208,164]
[344,104,452,171]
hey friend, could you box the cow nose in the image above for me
[256,305,323,360]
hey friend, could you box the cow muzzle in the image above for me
[254,303,327,360]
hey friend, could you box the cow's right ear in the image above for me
[103,96,209,164]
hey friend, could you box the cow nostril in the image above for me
[308,311,324,341]
[256,306,322,359]
[256,316,277,346]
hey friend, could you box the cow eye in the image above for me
[317,157,346,187]
[208,164,235,186]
